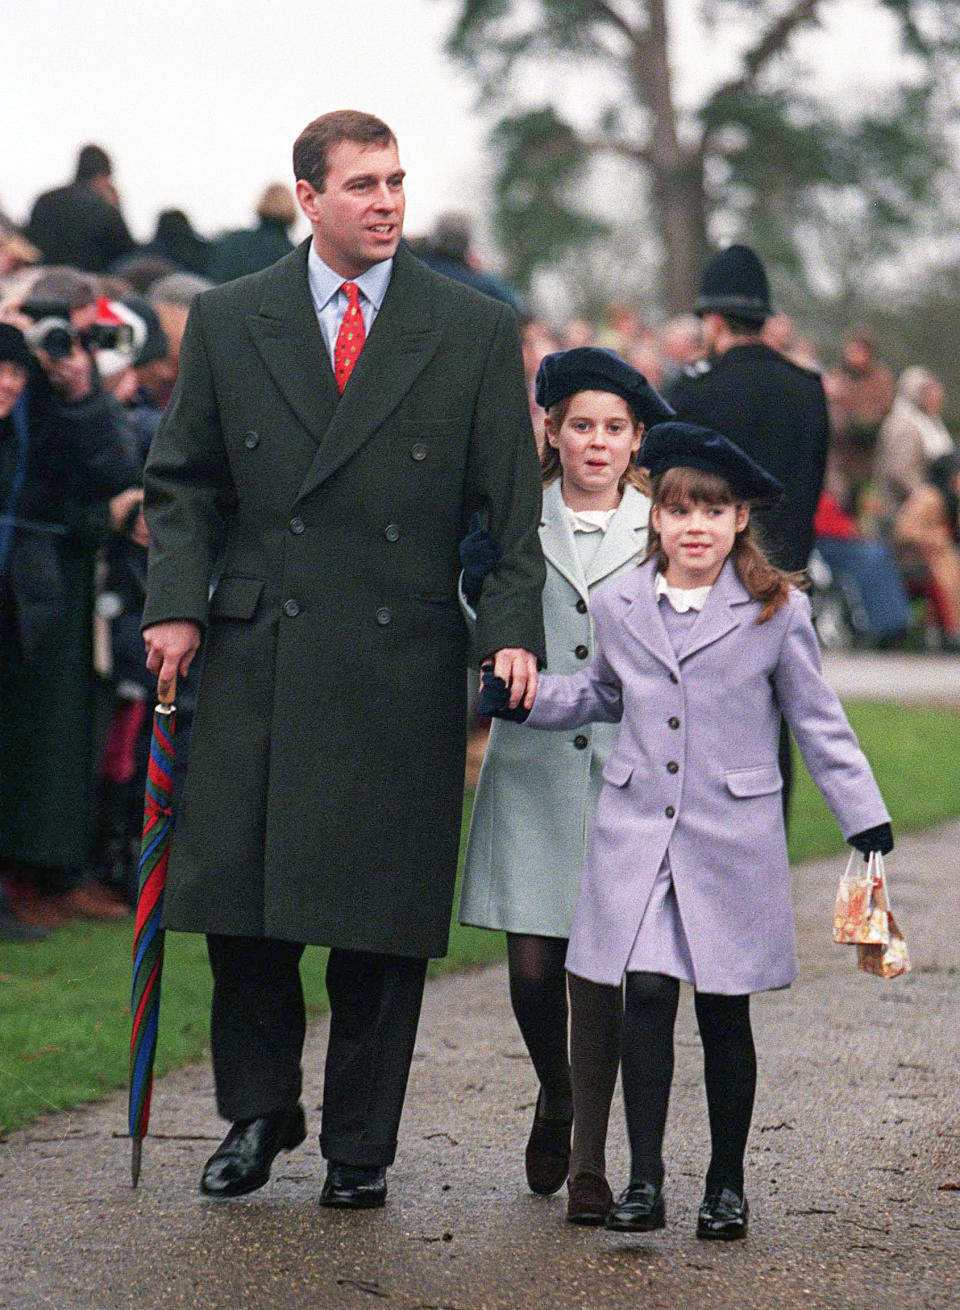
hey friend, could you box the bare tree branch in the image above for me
[715,0,825,100]
[582,134,656,166]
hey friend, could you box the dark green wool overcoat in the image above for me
[142,241,546,957]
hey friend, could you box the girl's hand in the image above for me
[477,665,531,722]
[848,822,893,855]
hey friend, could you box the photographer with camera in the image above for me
[0,269,139,932]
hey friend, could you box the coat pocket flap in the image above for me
[209,575,265,620]
[602,754,634,787]
[725,765,782,797]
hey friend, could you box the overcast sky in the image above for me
[3,0,906,253]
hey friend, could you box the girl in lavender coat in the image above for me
[480,422,893,1242]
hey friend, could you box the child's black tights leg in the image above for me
[568,973,622,1178]
[622,971,680,1187]
[694,991,756,1196]
[506,933,571,1119]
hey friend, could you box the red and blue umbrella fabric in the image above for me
[128,677,176,1187]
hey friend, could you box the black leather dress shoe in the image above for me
[200,1105,306,1198]
[604,1180,666,1232]
[525,1091,573,1196]
[319,1162,387,1209]
[696,1187,749,1240]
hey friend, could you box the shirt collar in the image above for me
[655,571,713,612]
[307,242,393,313]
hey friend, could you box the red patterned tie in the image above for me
[333,282,366,393]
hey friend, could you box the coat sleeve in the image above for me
[772,592,890,838]
[525,636,623,730]
[141,298,236,632]
[463,305,546,666]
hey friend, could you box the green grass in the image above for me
[2,701,957,1136]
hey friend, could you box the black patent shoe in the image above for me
[525,1089,573,1195]
[200,1105,306,1198]
[604,1180,666,1232]
[319,1162,387,1209]
[696,1187,749,1240]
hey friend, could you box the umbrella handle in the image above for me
[157,673,177,710]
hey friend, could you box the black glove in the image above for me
[848,822,894,855]
[476,665,530,723]
[459,512,500,607]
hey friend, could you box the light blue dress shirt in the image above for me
[306,244,393,366]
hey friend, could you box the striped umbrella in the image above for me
[128,676,176,1187]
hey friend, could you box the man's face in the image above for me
[296,140,405,279]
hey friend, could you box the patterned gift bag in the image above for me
[856,856,911,979]
[833,851,889,946]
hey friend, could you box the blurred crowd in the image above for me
[1,144,958,943]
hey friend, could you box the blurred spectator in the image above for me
[561,318,593,350]
[625,338,665,392]
[595,301,644,354]
[762,312,821,371]
[110,255,178,296]
[660,313,703,383]
[127,209,210,277]
[824,327,895,485]
[0,273,139,929]
[812,491,911,647]
[412,212,521,309]
[519,316,561,451]
[207,183,298,283]
[892,449,960,648]
[147,272,213,409]
[24,145,137,273]
[0,218,40,281]
[876,367,954,525]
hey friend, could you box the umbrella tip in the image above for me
[131,1136,142,1188]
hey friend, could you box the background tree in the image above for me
[444,0,960,314]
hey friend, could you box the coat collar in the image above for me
[245,241,445,501]
[539,479,648,602]
[618,556,752,673]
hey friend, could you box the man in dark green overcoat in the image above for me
[141,110,546,1207]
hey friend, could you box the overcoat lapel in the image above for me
[246,241,341,442]
[620,563,681,676]
[295,244,444,502]
[539,480,589,604]
[676,558,751,663]
[585,484,649,587]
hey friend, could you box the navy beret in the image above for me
[638,421,784,505]
[534,347,675,426]
[0,323,31,371]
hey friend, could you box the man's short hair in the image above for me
[149,272,214,307]
[76,144,112,182]
[31,266,98,310]
[293,111,396,192]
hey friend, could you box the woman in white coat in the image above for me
[459,348,673,1222]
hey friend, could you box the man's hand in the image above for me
[144,620,202,696]
[490,647,538,711]
[38,342,94,402]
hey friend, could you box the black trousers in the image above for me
[207,934,428,1168]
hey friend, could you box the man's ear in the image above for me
[295,179,321,222]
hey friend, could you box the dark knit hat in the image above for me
[638,421,784,505]
[694,244,772,323]
[534,347,675,426]
[0,323,32,370]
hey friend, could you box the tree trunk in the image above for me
[651,150,711,315]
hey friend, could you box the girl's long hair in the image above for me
[540,395,647,493]
[643,466,806,624]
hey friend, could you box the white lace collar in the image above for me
[656,571,713,612]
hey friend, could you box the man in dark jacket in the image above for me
[665,245,830,813]
[25,145,136,273]
[142,111,545,1209]
[207,184,298,283]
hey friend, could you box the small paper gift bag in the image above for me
[833,851,889,946]
[856,856,911,979]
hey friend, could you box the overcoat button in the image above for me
[576,598,588,614]
[668,716,680,729]
[669,672,678,684]
[244,431,260,449]
[384,524,401,542]
[283,598,301,617]
[289,517,305,535]
[411,442,428,461]
[665,806,676,818]
[575,644,589,659]
[574,734,588,750]
[376,607,393,625]
[667,761,679,774]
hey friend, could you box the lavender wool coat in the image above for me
[526,557,890,994]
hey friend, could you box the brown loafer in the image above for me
[566,1171,613,1225]
[525,1091,572,1196]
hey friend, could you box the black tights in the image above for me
[506,934,572,1120]
[621,972,756,1195]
